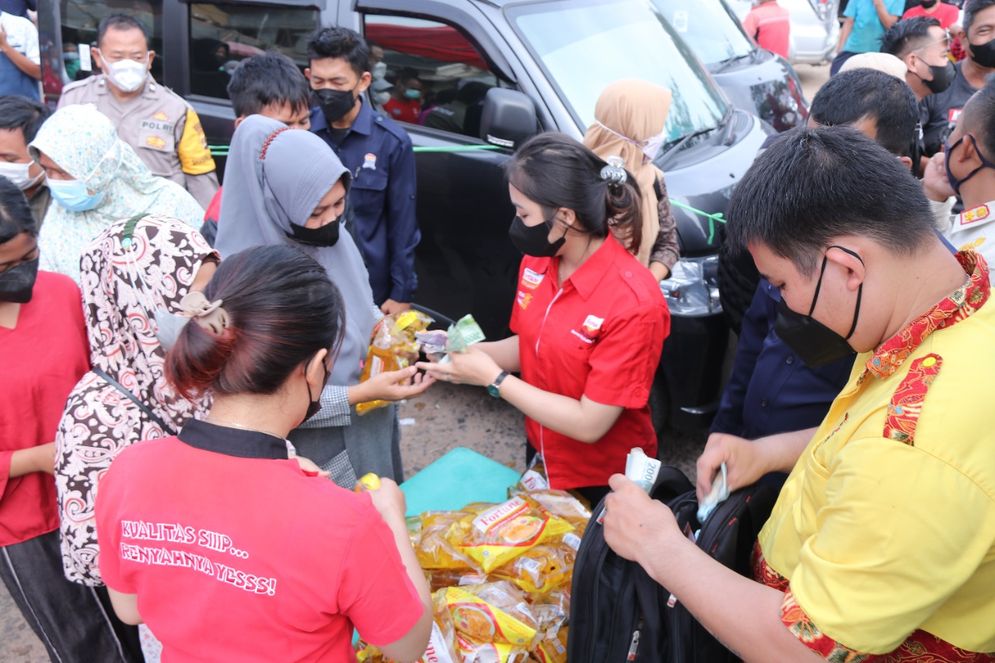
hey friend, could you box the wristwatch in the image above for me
[486,371,510,398]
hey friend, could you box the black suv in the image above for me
[39,0,767,431]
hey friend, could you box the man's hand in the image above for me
[923,152,956,202]
[34,442,56,475]
[603,474,680,564]
[0,26,8,53]
[695,433,769,502]
[380,299,411,315]
[416,346,501,387]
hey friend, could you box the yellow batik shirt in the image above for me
[758,251,995,658]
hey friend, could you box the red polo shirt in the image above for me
[509,234,670,490]
[96,420,424,662]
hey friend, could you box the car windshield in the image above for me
[509,0,729,145]
[651,0,754,66]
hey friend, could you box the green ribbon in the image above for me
[669,200,726,244]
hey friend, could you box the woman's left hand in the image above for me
[416,347,502,387]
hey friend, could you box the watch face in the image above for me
[487,384,500,398]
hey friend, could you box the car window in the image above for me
[651,0,753,66]
[509,0,729,147]
[188,3,319,99]
[58,1,163,85]
[363,15,510,139]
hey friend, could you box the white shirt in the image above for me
[0,11,40,65]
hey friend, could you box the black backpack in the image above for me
[567,466,781,662]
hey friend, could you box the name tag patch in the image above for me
[522,267,544,290]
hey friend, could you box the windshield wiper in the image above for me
[712,52,753,74]
[658,105,736,166]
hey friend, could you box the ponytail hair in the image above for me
[505,132,642,254]
[165,244,346,400]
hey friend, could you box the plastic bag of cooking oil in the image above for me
[414,511,480,572]
[521,491,591,534]
[491,542,576,596]
[357,310,432,415]
[457,496,573,573]
[443,582,538,648]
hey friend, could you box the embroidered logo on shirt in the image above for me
[362,153,377,170]
[145,134,166,149]
[522,267,544,290]
[957,204,992,229]
[140,118,174,133]
[516,290,533,310]
[153,111,169,121]
[959,237,987,252]
[581,314,604,336]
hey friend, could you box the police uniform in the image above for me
[937,201,995,267]
[310,100,419,305]
[58,75,218,208]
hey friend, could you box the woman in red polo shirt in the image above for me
[95,245,431,662]
[420,133,670,504]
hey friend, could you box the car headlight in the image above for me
[660,255,722,317]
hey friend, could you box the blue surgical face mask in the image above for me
[48,178,105,212]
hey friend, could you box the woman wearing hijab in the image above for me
[28,104,204,283]
[55,214,216,576]
[214,115,431,488]
[583,80,680,280]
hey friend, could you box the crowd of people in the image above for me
[1,1,994,661]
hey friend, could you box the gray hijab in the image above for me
[215,114,376,385]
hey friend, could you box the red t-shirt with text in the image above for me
[97,436,423,662]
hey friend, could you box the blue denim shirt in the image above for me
[311,100,419,304]
[710,279,854,440]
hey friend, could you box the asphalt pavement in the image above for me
[0,63,832,662]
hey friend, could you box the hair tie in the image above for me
[179,291,229,335]
[600,155,627,188]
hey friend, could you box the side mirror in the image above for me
[479,88,537,149]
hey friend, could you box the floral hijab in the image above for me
[55,214,216,585]
[30,104,204,283]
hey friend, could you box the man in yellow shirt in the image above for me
[602,126,995,659]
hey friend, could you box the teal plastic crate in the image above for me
[400,447,521,517]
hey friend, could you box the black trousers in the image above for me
[0,529,144,663]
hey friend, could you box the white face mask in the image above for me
[105,58,148,93]
[373,91,391,106]
[372,61,387,79]
[642,131,667,162]
[0,160,44,190]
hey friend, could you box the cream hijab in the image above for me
[583,80,673,265]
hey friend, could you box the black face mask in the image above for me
[0,256,39,303]
[302,359,330,424]
[774,247,862,369]
[314,87,357,123]
[921,0,938,7]
[970,38,995,69]
[287,218,340,247]
[923,60,956,94]
[508,215,565,257]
